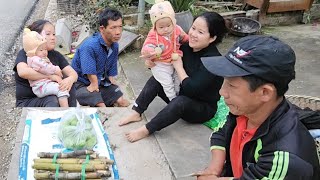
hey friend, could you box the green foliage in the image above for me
[168,0,196,12]
[83,0,134,32]
[144,0,197,12]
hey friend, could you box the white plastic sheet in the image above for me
[18,108,119,180]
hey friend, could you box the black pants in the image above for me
[16,85,77,107]
[133,76,216,134]
[74,82,123,107]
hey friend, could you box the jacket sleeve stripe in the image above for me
[267,151,289,180]
[210,145,225,151]
[279,152,289,180]
[254,139,262,162]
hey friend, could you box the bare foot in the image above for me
[125,125,149,142]
[118,111,142,126]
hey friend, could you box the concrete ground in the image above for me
[263,25,320,97]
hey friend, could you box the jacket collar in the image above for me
[195,43,220,56]
[94,32,115,49]
[251,98,291,141]
[228,98,292,141]
[184,42,220,57]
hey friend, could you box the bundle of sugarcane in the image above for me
[32,150,114,180]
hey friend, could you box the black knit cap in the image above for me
[202,35,296,84]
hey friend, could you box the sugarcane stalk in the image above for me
[35,178,103,180]
[76,153,98,159]
[34,158,110,165]
[32,162,108,172]
[77,156,114,164]
[94,157,114,164]
[37,150,95,158]
[34,171,111,179]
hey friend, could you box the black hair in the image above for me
[242,75,289,97]
[27,20,52,34]
[99,8,123,28]
[195,12,227,45]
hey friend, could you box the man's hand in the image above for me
[87,83,99,92]
[196,169,219,180]
[197,149,227,180]
[50,74,63,83]
[109,76,117,85]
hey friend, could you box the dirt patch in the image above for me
[0,86,21,179]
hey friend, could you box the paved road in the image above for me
[0,0,38,86]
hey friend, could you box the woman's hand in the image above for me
[59,76,74,92]
[49,74,63,83]
[172,56,189,81]
[172,56,183,70]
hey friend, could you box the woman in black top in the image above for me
[119,12,228,142]
[13,20,78,107]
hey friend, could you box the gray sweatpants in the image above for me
[151,62,180,101]
[32,80,69,98]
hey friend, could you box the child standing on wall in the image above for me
[23,28,69,107]
[142,0,189,101]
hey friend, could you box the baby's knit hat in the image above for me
[149,0,176,28]
[23,28,47,57]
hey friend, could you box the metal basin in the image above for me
[230,17,261,36]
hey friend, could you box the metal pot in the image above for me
[175,10,194,33]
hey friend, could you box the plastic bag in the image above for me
[203,96,229,132]
[58,109,97,150]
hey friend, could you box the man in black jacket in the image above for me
[198,35,320,180]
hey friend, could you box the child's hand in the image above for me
[145,59,156,68]
[140,49,157,61]
[87,84,99,93]
[50,74,63,83]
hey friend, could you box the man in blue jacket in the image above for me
[198,35,320,180]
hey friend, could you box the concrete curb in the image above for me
[7,109,27,179]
